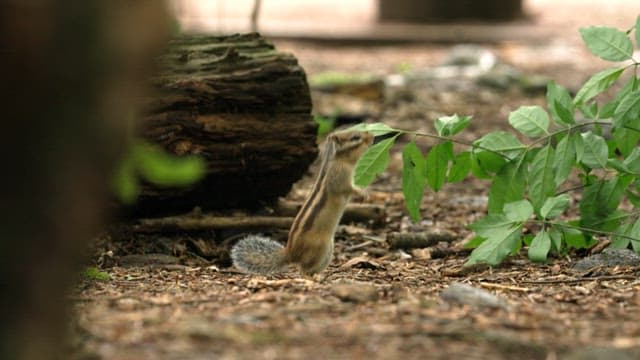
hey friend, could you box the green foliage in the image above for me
[425,142,452,192]
[314,114,336,138]
[84,267,110,281]
[310,71,374,87]
[113,140,207,204]
[351,20,640,266]
[354,136,396,187]
[579,26,634,61]
[573,68,624,105]
[508,106,550,137]
[402,141,427,222]
[434,114,472,136]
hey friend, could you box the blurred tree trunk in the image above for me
[0,1,169,359]
[378,0,523,22]
[134,33,317,216]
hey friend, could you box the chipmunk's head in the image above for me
[327,130,374,164]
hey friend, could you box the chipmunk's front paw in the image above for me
[352,186,369,201]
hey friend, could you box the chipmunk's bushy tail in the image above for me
[231,235,288,274]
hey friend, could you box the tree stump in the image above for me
[136,33,317,215]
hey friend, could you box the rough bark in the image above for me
[135,33,317,216]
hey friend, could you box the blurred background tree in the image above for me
[0,1,169,358]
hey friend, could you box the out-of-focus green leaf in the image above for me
[574,68,624,105]
[508,106,550,138]
[579,26,633,61]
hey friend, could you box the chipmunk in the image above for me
[231,130,374,275]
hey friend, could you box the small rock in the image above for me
[440,282,509,310]
[572,248,640,271]
[332,282,379,303]
[111,297,143,311]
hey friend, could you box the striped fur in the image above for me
[285,131,373,274]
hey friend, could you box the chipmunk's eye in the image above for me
[350,134,361,142]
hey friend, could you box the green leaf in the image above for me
[580,177,633,230]
[112,154,140,204]
[314,115,336,137]
[528,230,551,263]
[540,194,570,219]
[402,141,427,222]
[473,132,525,175]
[425,142,452,192]
[448,151,472,183]
[466,222,522,266]
[574,132,585,163]
[345,122,399,136]
[547,81,575,125]
[579,102,599,119]
[580,26,634,61]
[613,127,640,157]
[562,223,595,249]
[580,132,608,169]
[612,219,640,252]
[624,147,640,172]
[600,100,619,119]
[627,188,640,208]
[636,15,640,48]
[434,114,472,136]
[529,145,556,213]
[470,214,515,237]
[135,143,207,187]
[470,151,492,179]
[504,199,534,222]
[475,151,507,174]
[607,158,638,175]
[629,220,640,253]
[354,136,396,186]
[613,89,640,129]
[553,134,576,186]
[488,155,527,214]
[549,226,563,253]
[84,267,111,281]
[474,131,525,160]
[574,68,625,105]
[610,222,632,249]
[508,106,550,138]
[464,236,487,249]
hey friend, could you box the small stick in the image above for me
[387,231,456,250]
[521,274,637,284]
[137,215,294,231]
[345,240,374,252]
[479,282,531,292]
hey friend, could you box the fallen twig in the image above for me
[479,282,531,292]
[521,274,637,284]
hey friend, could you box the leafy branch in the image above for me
[351,17,640,266]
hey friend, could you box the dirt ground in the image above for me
[71,4,640,360]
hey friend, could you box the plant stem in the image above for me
[401,129,513,160]
[530,219,640,242]
[526,120,612,150]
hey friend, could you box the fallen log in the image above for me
[133,33,317,216]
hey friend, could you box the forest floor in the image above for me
[71,6,640,360]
